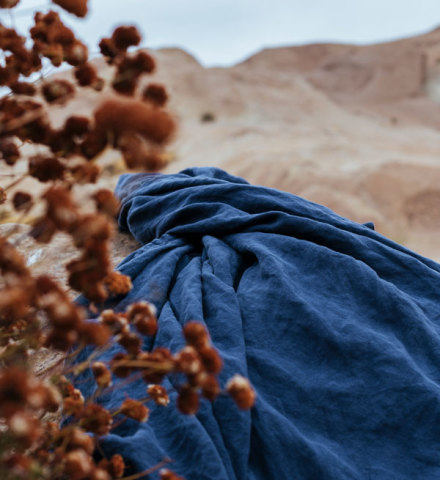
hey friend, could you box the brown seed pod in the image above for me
[94,97,175,145]
[111,25,141,50]
[104,271,132,296]
[8,411,43,448]
[10,81,37,96]
[17,115,49,144]
[99,37,118,62]
[59,426,95,454]
[29,217,57,243]
[0,138,20,165]
[117,131,166,171]
[69,163,101,184]
[63,115,90,136]
[159,469,185,480]
[29,154,65,182]
[74,62,98,86]
[200,374,220,401]
[126,301,157,336]
[98,454,125,478]
[147,384,169,406]
[175,346,204,378]
[53,24,76,46]
[0,65,18,86]
[140,347,173,384]
[31,11,65,41]
[53,0,88,18]
[198,346,223,374]
[0,367,33,417]
[91,362,112,389]
[64,40,88,66]
[36,276,83,329]
[45,327,79,351]
[226,374,256,410]
[70,213,112,248]
[143,83,168,107]
[0,285,33,324]
[78,321,111,347]
[111,73,137,96]
[93,189,120,217]
[128,51,155,73]
[183,321,209,350]
[41,79,75,104]
[47,128,77,156]
[13,191,32,212]
[177,384,199,415]
[79,403,113,436]
[63,449,94,479]
[62,388,84,417]
[43,185,78,231]
[36,42,64,67]
[112,52,155,95]
[100,309,128,335]
[119,398,149,422]
[0,0,20,8]
[67,251,109,301]
[118,331,142,355]
[110,352,132,378]
[80,128,107,159]
[0,236,28,275]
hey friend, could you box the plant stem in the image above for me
[120,458,173,480]
[111,359,174,370]
[3,173,28,192]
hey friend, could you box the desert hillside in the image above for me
[157,29,440,261]
[5,28,440,262]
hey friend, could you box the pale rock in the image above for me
[2,30,440,261]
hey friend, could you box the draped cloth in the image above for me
[74,167,440,479]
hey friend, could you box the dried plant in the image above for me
[0,1,255,479]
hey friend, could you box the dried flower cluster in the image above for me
[0,1,256,479]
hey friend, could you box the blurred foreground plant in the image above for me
[0,1,255,479]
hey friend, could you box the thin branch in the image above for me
[3,172,29,192]
[120,458,173,480]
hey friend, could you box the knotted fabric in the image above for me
[74,167,440,480]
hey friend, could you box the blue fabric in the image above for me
[74,167,440,479]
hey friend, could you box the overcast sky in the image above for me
[8,0,440,66]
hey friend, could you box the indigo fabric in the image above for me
[75,167,440,479]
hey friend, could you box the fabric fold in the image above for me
[73,167,440,480]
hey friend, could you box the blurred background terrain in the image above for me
[2,1,440,268]
[4,28,440,262]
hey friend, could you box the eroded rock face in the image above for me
[155,31,440,261]
[3,29,440,261]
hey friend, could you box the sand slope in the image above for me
[5,29,440,261]
[152,30,440,261]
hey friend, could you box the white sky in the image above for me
[6,0,440,67]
